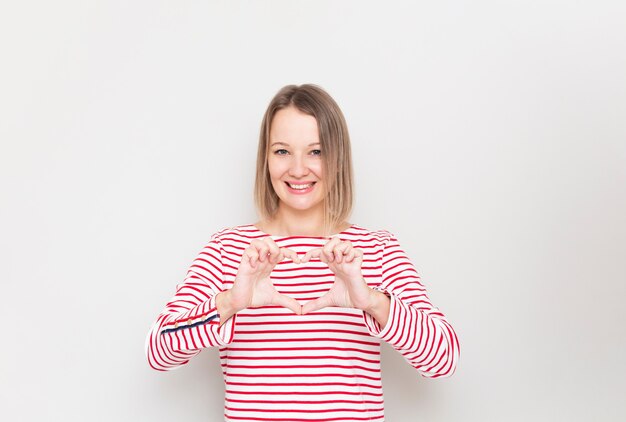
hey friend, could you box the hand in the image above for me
[300,237,376,314]
[218,238,302,318]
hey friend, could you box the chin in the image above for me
[277,195,324,212]
[284,201,323,211]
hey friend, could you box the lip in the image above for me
[284,181,317,195]
[285,181,317,185]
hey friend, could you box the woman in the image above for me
[146,84,459,421]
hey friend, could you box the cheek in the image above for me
[313,162,324,179]
[307,158,322,173]
[267,158,281,177]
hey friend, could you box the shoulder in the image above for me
[344,224,395,245]
[207,224,264,246]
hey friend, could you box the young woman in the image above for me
[146,84,459,421]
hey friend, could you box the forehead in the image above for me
[269,106,319,145]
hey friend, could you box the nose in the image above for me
[288,154,309,178]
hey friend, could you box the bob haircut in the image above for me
[254,84,354,236]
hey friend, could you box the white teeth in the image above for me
[288,182,314,190]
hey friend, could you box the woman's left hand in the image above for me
[300,237,375,314]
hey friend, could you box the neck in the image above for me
[259,204,339,237]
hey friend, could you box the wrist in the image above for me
[364,289,385,313]
[216,290,238,324]
[363,288,391,328]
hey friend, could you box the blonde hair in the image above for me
[254,84,354,236]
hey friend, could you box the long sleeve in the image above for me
[362,232,460,378]
[145,235,236,371]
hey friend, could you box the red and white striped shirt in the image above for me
[146,224,459,421]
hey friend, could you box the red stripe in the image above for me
[226,398,384,405]
[234,328,374,336]
[225,405,384,413]
[224,363,379,373]
[225,380,382,389]
[225,389,383,397]
[224,413,383,421]
[224,346,380,356]
[231,337,379,346]
[224,372,381,381]
[237,311,362,319]
[221,354,379,364]
[236,319,364,327]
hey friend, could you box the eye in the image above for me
[311,149,322,156]
[274,149,289,155]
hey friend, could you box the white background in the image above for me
[1,1,625,421]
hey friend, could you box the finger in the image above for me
[344,249,357,263]
[353,249,364,264]
[322,237,342,263]
[342,243,354,263]
[281,248,300,264]
[247,241,265,264]
[273,293,302,315]
[242,253,254,268]
[245,250,259,267]
[340,242,353,254]
[322,236,341,257]
[301,248,322,263]
[334,242,352,264]
[266,241,281,264]
[302,293,335,314]
[256,244,270,262]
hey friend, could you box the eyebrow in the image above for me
[270,142,320,147]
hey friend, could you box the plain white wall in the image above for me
[1,1,625,421]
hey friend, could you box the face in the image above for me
[267,106,325,215]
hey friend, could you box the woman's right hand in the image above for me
[216,238,302,321]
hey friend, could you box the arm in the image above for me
[145,235,236,371]
[362,232,460,378]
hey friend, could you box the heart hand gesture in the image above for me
[300,237,377,314]
[217,238,301,321]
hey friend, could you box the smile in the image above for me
[287,182,315,189]
[285,181,317,194]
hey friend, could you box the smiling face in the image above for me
[267,106,326,215]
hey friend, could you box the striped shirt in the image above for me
[145,224,459,421]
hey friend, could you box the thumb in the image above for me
[272,293,302,315]
[301,293,334,314]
